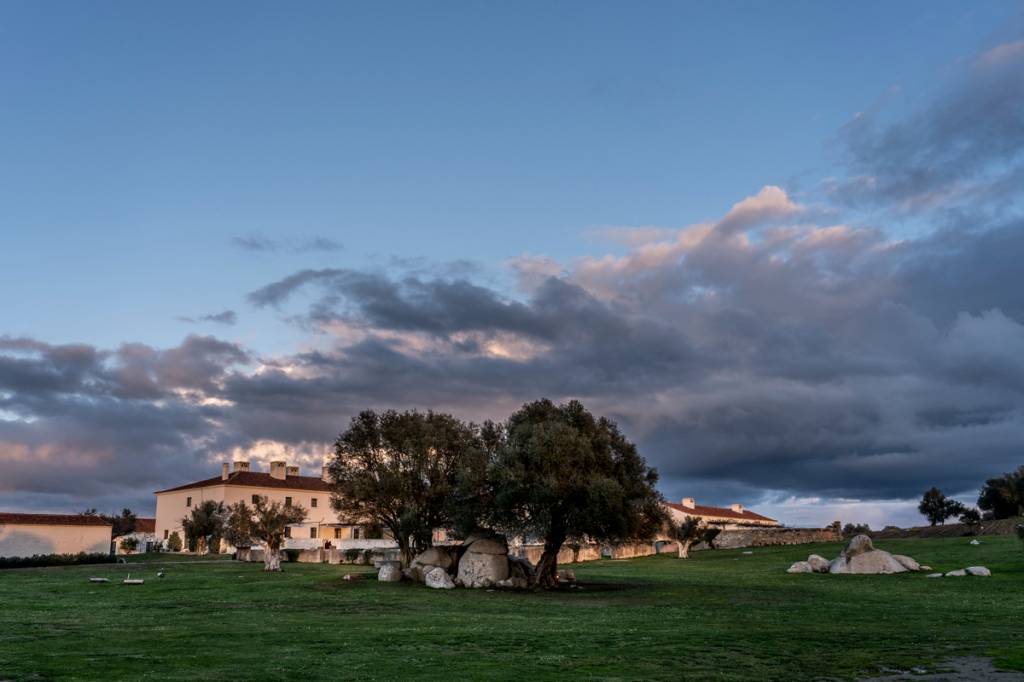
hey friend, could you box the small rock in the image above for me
[945,569,967,577]
[741,551,753,555]
[342,573,363,581]
[787,561,813,574]
[807,555,830,573]
[965,566,991,577]
[557,569,577,583]
[969,539,980,545]
[920,565,932,571]
[424,566,455,589]
[926,573,943,578]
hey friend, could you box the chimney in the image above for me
[286,465,300,477]
[221,463,229,480]
[681,497,696,509]
[233,460,250,472]
[322,465,332,483]
[270,461,287,480]
[730,503,744,513]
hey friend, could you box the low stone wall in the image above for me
[514,541,667,564]
[697,527,840,551]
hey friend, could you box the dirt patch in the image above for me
[860,657,1024,681]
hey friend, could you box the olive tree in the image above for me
[328,409,487,566]
[181,501,225,554]
[225,497,306,571]
[486,399,666,587]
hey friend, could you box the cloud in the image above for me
[833,38,1024,212]
[178,310,238,325]
[231,235,343,253]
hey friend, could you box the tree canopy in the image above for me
[918,487,964,526]
[977,466,1024,520]
[328,409,489,565]
[181,501,225,554]
[485,399,666,587]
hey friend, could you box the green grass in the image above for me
[1,537,1022,681]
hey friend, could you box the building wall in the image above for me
[664,504,779,529]
[0,523,111,558]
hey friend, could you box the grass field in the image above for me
[1,536,1022,681]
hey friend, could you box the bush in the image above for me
[284,549,301,563]
[0,552,114,570]
[167,532,183,552]
[344,548,361,563]
[1016,524,1024,546]
[119,537,139,554]
[362,549,374,565]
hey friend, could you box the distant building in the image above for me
[663,497,779,528]
[114,518,158,554]
[154,460,366,551]
[0,513,112,558]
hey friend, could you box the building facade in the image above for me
[0,513,113,558]
[154,460,365,551]
[663,497,779,529]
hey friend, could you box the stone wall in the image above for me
[697,527,840,551]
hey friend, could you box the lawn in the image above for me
[1,536,1022,681]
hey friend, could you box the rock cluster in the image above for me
[378,534,538,589]
[787,535,918,575]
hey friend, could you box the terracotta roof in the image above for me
[155,470,332,494]
[0,512,112,527]
[664,502,777,524]
[134,518,156,533]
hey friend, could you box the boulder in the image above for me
[558,569,577,583]
[920,565,933,571]
[843,534,875,559]
[466,538,507,555]
[945,569,967,577]
[965,566,991,577]
[807,554,830,573]
[828,534,909,575]
[411,547,454,571]
[787,561,813,574]
[508,556,535,580]
[424,566,455,589]
[377,561,402,582]
[458,550,509,588]
[892,555,921,572]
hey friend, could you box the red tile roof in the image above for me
[134,518,156,533]
[0,512,112,527]
[664,502,777,524]
[155,470,332,494]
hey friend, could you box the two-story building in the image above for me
[154,460,366,551]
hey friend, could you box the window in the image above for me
[353,527,360,540]
[311,497,317,508]
[186,496,191,507]
[310,527,317,539]
[251,494,259,504]
[334,528,342,539]
[163,530,168,540]
[285,496,292,507]
[284,526,291,538]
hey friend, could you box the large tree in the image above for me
[978,466,1024,520]
[225,497,306,571]
[671,517,720,559]
[486,399,666,587]
[328,409,488,566]
[181,501,225,554]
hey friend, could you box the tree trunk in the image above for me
[264,544,282,571]
[677,539,693,559]
[534,534,565,588]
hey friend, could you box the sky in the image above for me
[2,2,1023,528]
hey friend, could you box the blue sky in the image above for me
[2,2,1023,526]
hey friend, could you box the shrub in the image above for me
[0,552,114,570]
[284,549,301,563]
[362,549,374,565]
[1016,524,1024,546]
[119,537,139,554]
[167,532,183,552]
[344,548,361,563]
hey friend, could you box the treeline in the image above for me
[919,465,1024,527]
[0,552,114,570]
